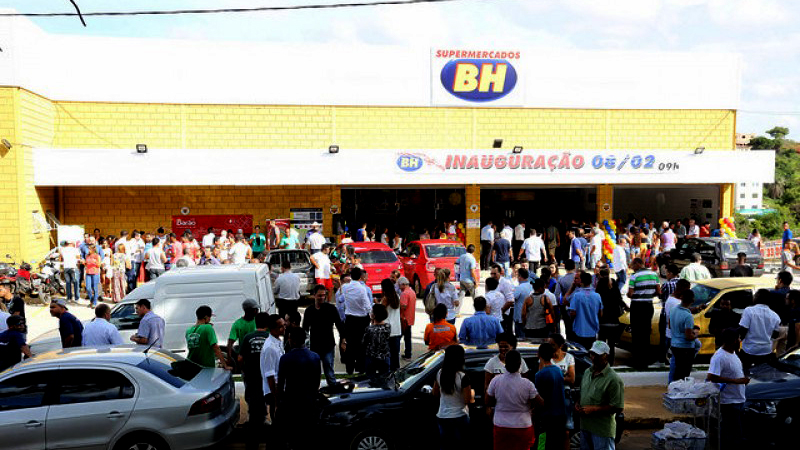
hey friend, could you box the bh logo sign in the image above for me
[440,59,518,102]
[397,154,423,172]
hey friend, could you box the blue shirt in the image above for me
[568,288,603,338]
[513,279,534,323]
[458,312,503,349]
[277,348,321,406]
[493,239,511,263]
[669,306,695,348]
[570,238,582,262]
[534,364,566,417]
[456,253,477,282]
[784,228,794,246]
[79,243,104,260]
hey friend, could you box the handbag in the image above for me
[424,286,437,315]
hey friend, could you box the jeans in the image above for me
[365,355,390,381]
[499,261,511,279]
[148,268,164,280]
[85,274,100,306]
[575,336,596,352]
[344,315,371,374]
[402,325,413,358]
[389,335,401,371]
[64,268,79,301]
[630,301,654,369]
[438,415,470,450]
[514,321,526,339]
[127,261,140,292]
[315,347,336,386]
[580,430,615,450]
[671,346,695,381]
[615,270,626,291]
[276,298,298,319]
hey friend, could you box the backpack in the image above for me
[424,285,437,315]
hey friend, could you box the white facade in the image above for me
[736,181,764,211]
[0,15,741,109]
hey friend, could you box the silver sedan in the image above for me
[0,345,239,450]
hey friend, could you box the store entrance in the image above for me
[340,188,466,240]
[480,187,597,230]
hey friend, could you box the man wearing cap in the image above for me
[576,341,624,450]
[50,299,83,348]
[228,299,259,368]
[186,305,231,370]
[307,223,326,255]
[0,315,32,371]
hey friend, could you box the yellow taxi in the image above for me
[619,276,780,356]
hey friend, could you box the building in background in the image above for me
[0,17,775,262]
[736,133,755,150]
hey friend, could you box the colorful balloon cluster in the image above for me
[602,220,617,263]
[718,217,736,238]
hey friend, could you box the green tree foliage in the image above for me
[752,126,800,239]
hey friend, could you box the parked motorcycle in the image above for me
[0,254,17,292]
[39,259,66,297]
[16,261,51,305]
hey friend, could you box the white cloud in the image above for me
[707,0,790,26]
[563,0,664,22]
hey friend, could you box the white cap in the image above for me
[311,222,320,228]
[589,340,610,355]
[398,276,410,286]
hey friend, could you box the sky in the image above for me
[3,0,800,139]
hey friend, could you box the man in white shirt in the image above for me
[146,237,168,279]
[82,304,124,346]
[230,234,252,264]
[484,277,506,322]
[513,221,526,264]
[259,314,285,422]
[686,219,700,238]
[202,227,216,248]
[341,267,373,375]
[311,244,333,301]
[274,260,301,317]
[59,241,82,302]
[480,221,495,270]
[490,265,516,332]
[707,327,749,450]
[175,248,196,268]
[589,228,604,270]
[739,289,781,374]
[519,229,547,274]
[114,230,129,252]
[308,224,326,255]
[612,237,629,292]
[501,221,513,242]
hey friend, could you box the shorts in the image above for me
[316,278,333,289]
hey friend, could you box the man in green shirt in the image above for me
[227,299,259,368]
[249,226,267,258]
[679,253,712,282]
[576,341,624,450]
[186,305,231,370]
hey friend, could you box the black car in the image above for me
[317,341,624,450]
[744,348,800,447]
[656,237,764,278]
[263,249,314,297]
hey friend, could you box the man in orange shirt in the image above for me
[424,304,457,350]
[398,277,417,360]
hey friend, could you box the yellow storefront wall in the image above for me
[0,86,736,261]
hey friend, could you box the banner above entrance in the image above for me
[33,148,774,187]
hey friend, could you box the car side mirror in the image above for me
[420,385,433,395]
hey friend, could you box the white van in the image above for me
[30,264,275,355]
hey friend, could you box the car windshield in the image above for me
[425,245,466,258]
[691,284,721,308]
[779,347,800,372]
[392,350,444,390]
[720,241,758,258]
[359,250,398,264]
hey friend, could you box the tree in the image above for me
[767,126,789,140]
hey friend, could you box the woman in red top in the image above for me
[84,246,102,307]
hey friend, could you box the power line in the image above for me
[0,0,480,19]
[740,110,800,116]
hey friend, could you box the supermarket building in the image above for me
[0,17,775,261]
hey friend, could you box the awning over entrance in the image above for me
[33,148,775,186]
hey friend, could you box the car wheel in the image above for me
[350,429,393,450]
[414,277,422,297]
[569,430,581,450]
[115,433,170,450]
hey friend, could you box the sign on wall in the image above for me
[171,215,253,238]
[431,49,524,106]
